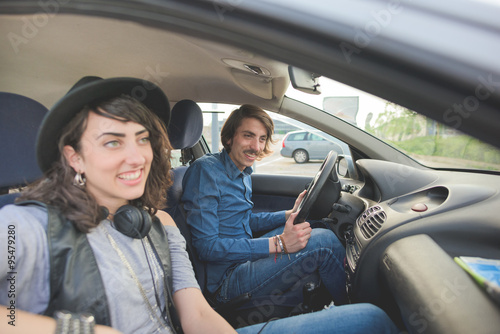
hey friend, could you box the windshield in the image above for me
[286,77,500,172]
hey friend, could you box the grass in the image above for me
[388,135,500,170]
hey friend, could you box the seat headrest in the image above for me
[167,100,203,150]
[0,92,48,190]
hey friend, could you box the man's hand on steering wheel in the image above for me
[293,150,341,225]
[285,190,307,220]
[281,211,312,253]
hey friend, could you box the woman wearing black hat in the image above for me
[0,77,398,334]
[0,77,235,334]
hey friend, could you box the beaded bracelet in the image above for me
[278,235,291,260]
[273,235,279,262]
[276,235,284,260]
[54,310,95,334]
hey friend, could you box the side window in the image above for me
[170,150,183,168]
[309,133,325,141]
[288,132,307,141]
[197,103,350,177]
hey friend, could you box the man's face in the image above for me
[227,117,268,171]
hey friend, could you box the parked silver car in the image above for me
[280,130,346,163]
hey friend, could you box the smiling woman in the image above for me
[63,107,154,213]
[0,76,238,334]
[20,77,173,232]
[0,77,186,330]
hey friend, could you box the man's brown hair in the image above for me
[220,104,276,159]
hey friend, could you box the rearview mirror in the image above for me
[288,66,321,95]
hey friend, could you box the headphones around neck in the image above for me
[100,205,152,239]
[99,204,177,328]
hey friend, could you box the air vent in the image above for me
[357,206,387,239]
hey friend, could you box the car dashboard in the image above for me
[330,159,500,333]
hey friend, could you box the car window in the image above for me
[170,150,183,168]
[288,132,307,141]
[309,133,325,141]
[287,77,500,172]
[198,103,349,177]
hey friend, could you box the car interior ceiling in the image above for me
[1,1,500,148]
[0,13,289,115]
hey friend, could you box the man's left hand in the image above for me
[286,190,307,220]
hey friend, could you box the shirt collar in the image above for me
[220,148,253,180]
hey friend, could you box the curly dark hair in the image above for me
[220,104,276,159]
[18,95,172,233]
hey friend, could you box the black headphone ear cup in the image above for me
[138,208,152,238]
[113,205,152,239]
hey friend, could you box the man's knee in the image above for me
[322,304,397,332]
[303,228,345,263]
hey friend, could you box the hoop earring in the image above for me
[73,171,86,187]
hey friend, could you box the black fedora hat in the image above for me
[36,76,170,173]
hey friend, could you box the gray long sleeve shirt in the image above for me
[0,204,199,333]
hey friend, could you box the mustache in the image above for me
[244,149,260,155]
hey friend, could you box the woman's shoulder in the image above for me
[156,209,176,227]
[155,210,186,245]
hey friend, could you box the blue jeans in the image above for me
[236,303,400,334]
[217,226,347,305]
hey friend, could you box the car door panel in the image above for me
[251,174,311,213]
[306,133,321,159]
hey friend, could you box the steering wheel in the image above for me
[294,150,341,224]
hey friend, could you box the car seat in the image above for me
[164,99,207,289]
[163,100,325,328]
[0,92,48,207]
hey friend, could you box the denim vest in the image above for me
[16,201,182,333]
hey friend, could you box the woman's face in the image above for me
[64,111,153,213]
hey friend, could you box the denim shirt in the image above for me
[181,149,286,293]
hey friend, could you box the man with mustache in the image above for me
[181,104,347,311]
